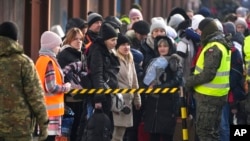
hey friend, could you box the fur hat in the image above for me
[191,14,205,30]
[87,12,103,27]
[40,31,62,50]
[100,23,118,41]
[150,17,167,34]
[129,8,143,20]
[116,33,130,49]
[132,20,150,35]
[66,18,88,33]
[167,7,189,26]
[0,21,18,41]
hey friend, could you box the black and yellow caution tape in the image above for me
[65,87,179,95]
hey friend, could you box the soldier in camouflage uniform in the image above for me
[0,22,48,141]
[185,18,231,141]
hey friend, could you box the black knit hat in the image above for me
[0,21,18,41]
[116,33,131,49]
[132,20,150,35]
[65,18,88,33]
[100,23,118,41]
[105,16,122,29]
[198,18,219,41]
[87,11,103,27]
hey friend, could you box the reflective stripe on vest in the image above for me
[194,42,231,96]
[35,55,64,116]
[244,36,250,81]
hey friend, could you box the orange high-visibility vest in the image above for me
[35,55,64,116]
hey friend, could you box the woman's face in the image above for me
[158,41,169,56]
[105,37,118,50]
[152,28,166,38]
[117,43,130,56]
[70,33,83,51]
[53,44,61,55]
[236,24,246,33]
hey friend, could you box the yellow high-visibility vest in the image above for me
[244,35,250,81]
[194,42,231,96]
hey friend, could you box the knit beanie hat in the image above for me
[0,21,18,41]
[105,16,122,30]
[191,14,205,30]
[87,11,103,27]
[66,18,88,33]
[235,17,248,29]
[116,33,131,49]
[51,25,65,38]
[198,18,219,40]
[198,7,211,17]
[129,8,143,20]
[168,14,185,30]
[132,20,150,35]
[100,23,118,41]
[223,22,236,36]
[214,19,223,32]
[150,17,167,33]
[236,7,248,17]
[40,31,62,50]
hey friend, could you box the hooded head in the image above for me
[154,35,176,56]
[0,21,18,41]
[191,14,205,30]
[87,12,103,27]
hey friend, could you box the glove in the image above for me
[38,122,48,141]
[63,82,71,92]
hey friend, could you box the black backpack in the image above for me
[81,109,112,141]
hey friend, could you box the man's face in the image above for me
[89,21,102,33]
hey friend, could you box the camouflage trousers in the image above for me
[194,93,226,141]
[0,135,33,141]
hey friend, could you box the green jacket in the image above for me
[0,36,48,138]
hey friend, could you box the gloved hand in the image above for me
[38,123,48,141]
[63,82,71,92]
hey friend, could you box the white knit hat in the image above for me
[40,31,62,50]
[168,14,185,30]
[191,14,205,30]
[150,17,167,33]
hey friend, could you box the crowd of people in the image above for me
[1,3,250,141]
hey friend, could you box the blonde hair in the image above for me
[116,49,133,63]
[63,28,83,45]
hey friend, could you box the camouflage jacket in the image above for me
[0,36,48,137]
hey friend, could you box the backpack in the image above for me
[81,109,112,141]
